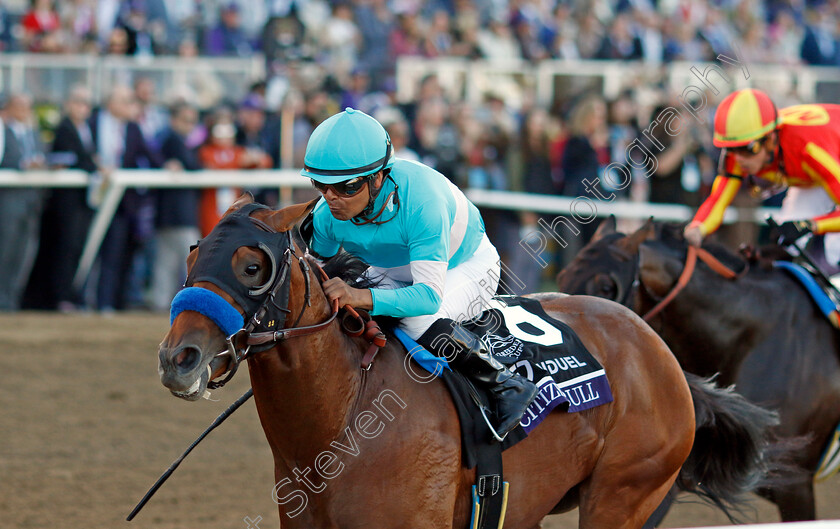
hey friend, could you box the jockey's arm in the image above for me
[687,172,742,236]
[370,204,448,318]
[801,142,840,234]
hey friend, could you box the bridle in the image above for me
[603,243,747,323]
[191,213,385,390]
[207,227,341,389]
[641,245,746,321]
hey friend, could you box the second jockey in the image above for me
[300,107,538,438]
[684,88,840,261]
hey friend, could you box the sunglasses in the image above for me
[311,176,369,197]
[728,138,765,156]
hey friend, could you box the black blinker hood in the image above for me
[185,203,292,332]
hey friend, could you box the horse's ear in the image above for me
[266,198,320,232]
[221,192,255,217]
[592,215,617,242]
[638,244,674,297]
[614,217,655,254]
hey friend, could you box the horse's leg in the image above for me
[577,470,679,529]
[642,485,677,528]
[761,481,817,522]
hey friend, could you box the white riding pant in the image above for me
[367,234,501,340]
[779,186,840,264]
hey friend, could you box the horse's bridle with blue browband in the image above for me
[169,204,339,388]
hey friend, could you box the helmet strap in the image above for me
[353,172,400,226]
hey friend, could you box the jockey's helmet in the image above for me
[301,107,395,184]
[713,88,780,148]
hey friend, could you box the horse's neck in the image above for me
[649,265,789,382]
[247,265,363,463]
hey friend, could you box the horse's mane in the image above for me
[322,250,376,288]
[321,250,401,331]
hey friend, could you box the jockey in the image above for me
[684,88,840,261]
[300,108,537,437]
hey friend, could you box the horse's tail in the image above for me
[676,373,784,521]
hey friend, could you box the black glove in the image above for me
[775,220,814,247]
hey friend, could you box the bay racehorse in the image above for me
[157,196,777,529]
[556,216,840,522]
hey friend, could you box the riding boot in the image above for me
[418,319,539,438]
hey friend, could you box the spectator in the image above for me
[197,112,271,236]
[422,9,453,57]
[25,85,97,311]
[106,26,130,55]
[204,3,254,57]
[0,2,12,51]
[354,0,394,89]
[115,0,161,56]
[134,77,168,148]
[376,107,419,161]
[319,3,361,81]
[638,103,705,206]
[0,98,33,310]
[59,0,96,53]
[235,93,279,167]
[409,97,462,181]
[768,9,803,66]
[21,0,64,52]
[291,90,331,167]
[477,17,521,60]
[261,12,308,68]
[92,84,163,312]
[7,94,46,171]
[575,11,605,59]
[339,69,371,111]
[150,102,201,312]
[800,7,837,66]
[596,13,643,60]
[390,10,425,60]
[559,95,608,261]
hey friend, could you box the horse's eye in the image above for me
[587,275,616,299]
[245,264,260,276]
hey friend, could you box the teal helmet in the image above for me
[301,107,395,184]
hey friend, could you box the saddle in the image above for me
[388,297,614,529]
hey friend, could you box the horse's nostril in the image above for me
[174,345,201,373]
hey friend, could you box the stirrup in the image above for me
[477,405,509,443]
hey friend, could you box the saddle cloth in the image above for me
[394,296,613,464]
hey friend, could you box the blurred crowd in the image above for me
[2,0,822,312]
[0,71,727,313]
[0,0,837,70]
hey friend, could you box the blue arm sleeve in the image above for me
[310,204,341,259]
[369,201,449,317]
[370,283,442,317]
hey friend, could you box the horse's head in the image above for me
[158,194,318,400]
[556,216,658,306]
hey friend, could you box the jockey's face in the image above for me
[730,132,778,175]
[318,172,383,221]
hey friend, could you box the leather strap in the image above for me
[643,246,747,322]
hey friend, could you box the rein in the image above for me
[642,246,747,322]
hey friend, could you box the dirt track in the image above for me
[1,313,838,528]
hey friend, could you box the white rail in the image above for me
[0,170,780,292]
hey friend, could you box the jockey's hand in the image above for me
[683,223,704,248]
[776,220,814,247]
[322,277,373,310]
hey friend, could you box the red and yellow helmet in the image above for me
[713,89,780,148]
